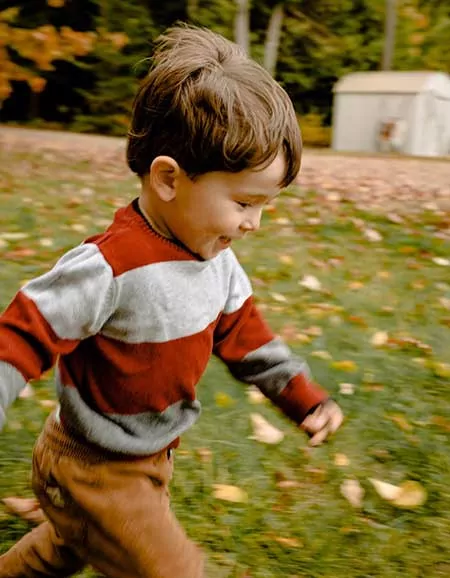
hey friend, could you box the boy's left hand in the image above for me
[301,399,343,446]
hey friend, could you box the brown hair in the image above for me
[127,25,301,187]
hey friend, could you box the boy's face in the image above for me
[166,153,286,260]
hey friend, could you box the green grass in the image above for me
[0,147,449,577]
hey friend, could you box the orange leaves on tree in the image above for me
[0,8,127,104]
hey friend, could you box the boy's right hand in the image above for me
[301,399,343,446]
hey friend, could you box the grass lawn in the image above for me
[0,146,449,577]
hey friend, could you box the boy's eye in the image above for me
[237,201,251,208]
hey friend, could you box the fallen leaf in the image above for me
[339,382,355,395]
[18,384,35,399]
[363,228,383,242]
[270,292,287,303]
[431,362,450,379]
[299,275,322,292]
[39,400,58,409]
[2,497,45,524]
[0,232,29,241]
[334,453,350,467]
[371,331,389,347]
[387,413,413,432]
[369,479,427,508]
[212,484,248,503]
[246,386,266,405]
[273,536,303,548]
[196,448,213,462]
[276,480,302,489]
[432,257,450,267]
[39,238,54,247]
[332,360,358,372]
[278,255,294,265]
[249,413,284,444]
[215,392,236,408]
[348,281,364,290]
[311,350,332,360]
[340,479,364,508]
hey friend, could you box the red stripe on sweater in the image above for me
[0,292,79,381]
[60,322,217,414]
[87,203,195,276]
[213,296,274,362]
[271,375,328,424]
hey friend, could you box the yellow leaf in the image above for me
[212,484,248,503]
[279,255,293,265]
[249,413,284,444]
[348,281,364,290]
[214,392,235,408]
[432,362,450,379]
[311,350,332,360]
[369,479,427,508]
[334,453,350,467]
[340,479,364,508]
[332,360,358,372]
[387,413,413,432]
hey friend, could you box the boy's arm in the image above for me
[214,254,342,440]
[0,243,116,429]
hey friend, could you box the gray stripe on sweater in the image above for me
[57,373,201,455]
[0,362,27,429]
[22,243,117,340]
[101,250,252,344]
[229,338,311,397]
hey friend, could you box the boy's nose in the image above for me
[240,209,262,233]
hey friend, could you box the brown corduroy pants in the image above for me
[0,412,204,578]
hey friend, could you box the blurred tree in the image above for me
[73,0,158,135]
[0,3,95,117]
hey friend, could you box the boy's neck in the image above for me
[138,197,174,241]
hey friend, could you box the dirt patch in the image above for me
[1,126,449,214]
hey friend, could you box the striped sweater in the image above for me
[0,200,327,455]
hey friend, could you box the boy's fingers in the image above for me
[302,408,328,434]
[328,407,344,433]
[308,425,330,446]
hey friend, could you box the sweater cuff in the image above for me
[274,374,328,424]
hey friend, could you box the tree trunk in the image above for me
[263,3,284,76]
[382,0,397,70]
[234,0,250,55]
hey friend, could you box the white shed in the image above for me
[332,71,450,156]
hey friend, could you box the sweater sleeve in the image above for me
[213,254,327,424]
[0,243,116,430]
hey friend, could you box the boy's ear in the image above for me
[149,156,181,202]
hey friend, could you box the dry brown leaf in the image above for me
[273,536,303,548]
[212,484,248,503]
[387,413,413,432]
[2,497,45,524]
[249,413,284,444]
[276,480,302,489]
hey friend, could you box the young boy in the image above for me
[0,25,343,578]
